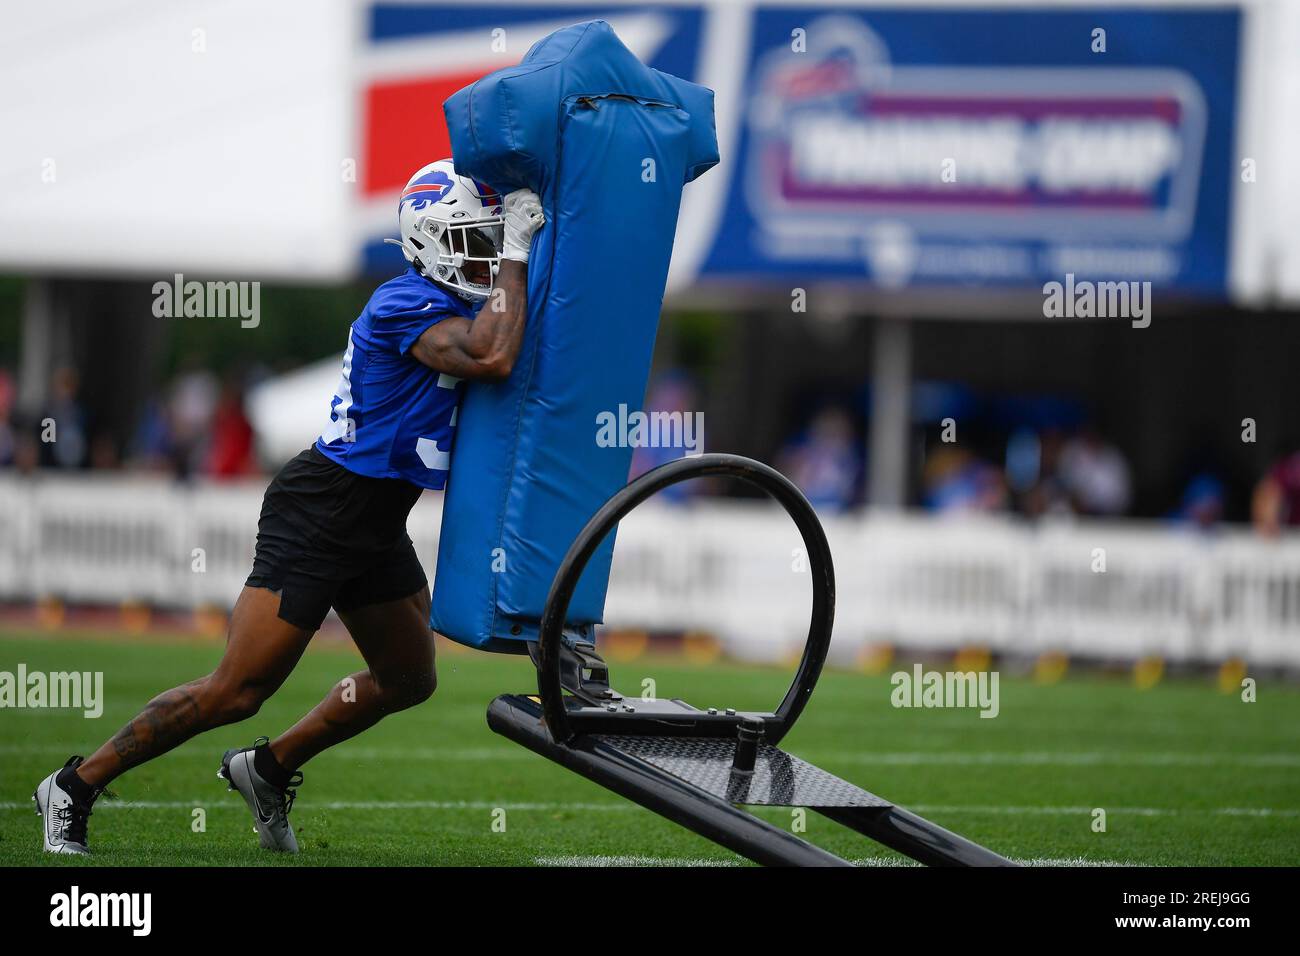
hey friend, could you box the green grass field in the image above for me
[1,631,1297,866]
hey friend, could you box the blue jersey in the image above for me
[316,268,477,490]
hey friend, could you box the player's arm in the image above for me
[410,259,528,381]
[411,188,544,382]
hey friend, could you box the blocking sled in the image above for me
[432,20,1014,867]
[488,453,1017,867]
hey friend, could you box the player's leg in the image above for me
[215,452,432,852]
[218,537,434,854]
[267,585,436,772]
[83,586,314,785]
[34,585,315,853]
[217,589,433,854]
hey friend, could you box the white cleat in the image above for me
[34,756,95,855]
[218,738,302,853]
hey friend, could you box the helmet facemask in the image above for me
[411,213,503,302]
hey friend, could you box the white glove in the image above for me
[500,188,545,263]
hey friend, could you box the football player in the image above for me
[33,160,545,854]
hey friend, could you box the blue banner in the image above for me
[700,6,1239,295]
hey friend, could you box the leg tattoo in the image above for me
[108,688,202,773]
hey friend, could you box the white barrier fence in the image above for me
[2,475,1299,668]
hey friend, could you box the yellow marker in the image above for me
[780,643,805,669]
[36,596,65,630]
[682,631,721,665]
[954,645,992,673]
[120,599,151,634]
[193,603,227,637]
[603,629,648,662]
[1133,655,1165,689]
[1217,657,1248,694]
[1034,651,1069,685]
[858,642,894,675]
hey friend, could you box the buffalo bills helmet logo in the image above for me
[400,170,455,212]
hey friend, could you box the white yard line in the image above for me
[0,744,532,761]
[809,751,1300,767]
[3,743,1296,767]
[2,799,625,811]
[835,856,1135,867]
[3,799,1296,817]
[535,854,740,867]
[908,804,1299,817]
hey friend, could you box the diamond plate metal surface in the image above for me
[598,736,891,808]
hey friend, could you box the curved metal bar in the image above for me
[538,453,836,744]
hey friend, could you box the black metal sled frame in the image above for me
[487,453,1016,867]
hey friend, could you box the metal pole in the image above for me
[867,314,912,509]
[818,806,1017,867]
[17,278,56,417]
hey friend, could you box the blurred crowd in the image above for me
[4,361,1300,534]
[632,370,1300,535]
[0,364,260,481]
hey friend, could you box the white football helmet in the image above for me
[386,159,504,302]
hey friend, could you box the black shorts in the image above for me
[246,446,428,631]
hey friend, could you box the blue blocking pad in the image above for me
[430,20,718,652]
